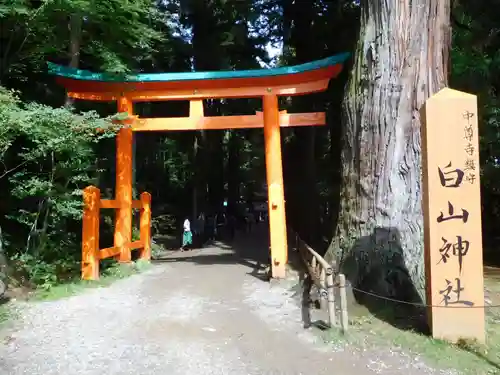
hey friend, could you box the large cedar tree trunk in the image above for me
[327,0,451,302]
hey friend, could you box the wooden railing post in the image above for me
[320,267,327,310]
[82,186,100,280]
[139,192,152,261]
[292,228,349,333]
[326,268,336,328]
[338,273,348,333]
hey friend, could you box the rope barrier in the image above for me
[344,284,500,309]
[292,229,500,312]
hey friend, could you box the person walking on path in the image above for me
[181,217,193,251]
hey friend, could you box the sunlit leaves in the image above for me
[0,0,165,81]
[0,87,113,269]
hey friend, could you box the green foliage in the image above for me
[0,87,115,287]
[0,305,12,327]
[0,0,163,78]
[450,3,500,252]
[151,241,164,259]
[132,226,140,242]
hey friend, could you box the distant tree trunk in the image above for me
[190,1,225,214]
[326,0,451,302]
[192,134,200,220]
[0,226,7,279]
[65,14,82,107]
[227,131,240,215]
[205,101,225,211]
[286,0,321,245]
[281,0,294,60]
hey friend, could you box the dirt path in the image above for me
[0,230,453,375]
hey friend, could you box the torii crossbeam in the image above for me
[48,53,350,279]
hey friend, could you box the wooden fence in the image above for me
[82,186,152,280]
[293,232,348,333]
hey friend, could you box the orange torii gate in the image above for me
[48,53,350,279]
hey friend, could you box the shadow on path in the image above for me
[153,223,305,283]
[153,223,272,281]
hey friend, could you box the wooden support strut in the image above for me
[263,94,288,279]
[93,99,325,133]
[130,101,325,132]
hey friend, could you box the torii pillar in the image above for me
[114,96,134,262]
[263,94,288,278]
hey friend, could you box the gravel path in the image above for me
[0,229,454,375]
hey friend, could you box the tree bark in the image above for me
[0,226,8,280]
[192,133,199,220]
[227,130,240,215]
[326,0,451,302]
[65,14,82,107]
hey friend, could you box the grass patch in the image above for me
[0,305,10,326]
[0,260,152,327]
[33,260,152,301]
[320,288,500,374]
[0,301,20,330]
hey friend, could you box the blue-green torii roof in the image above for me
[47,53,350,83]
